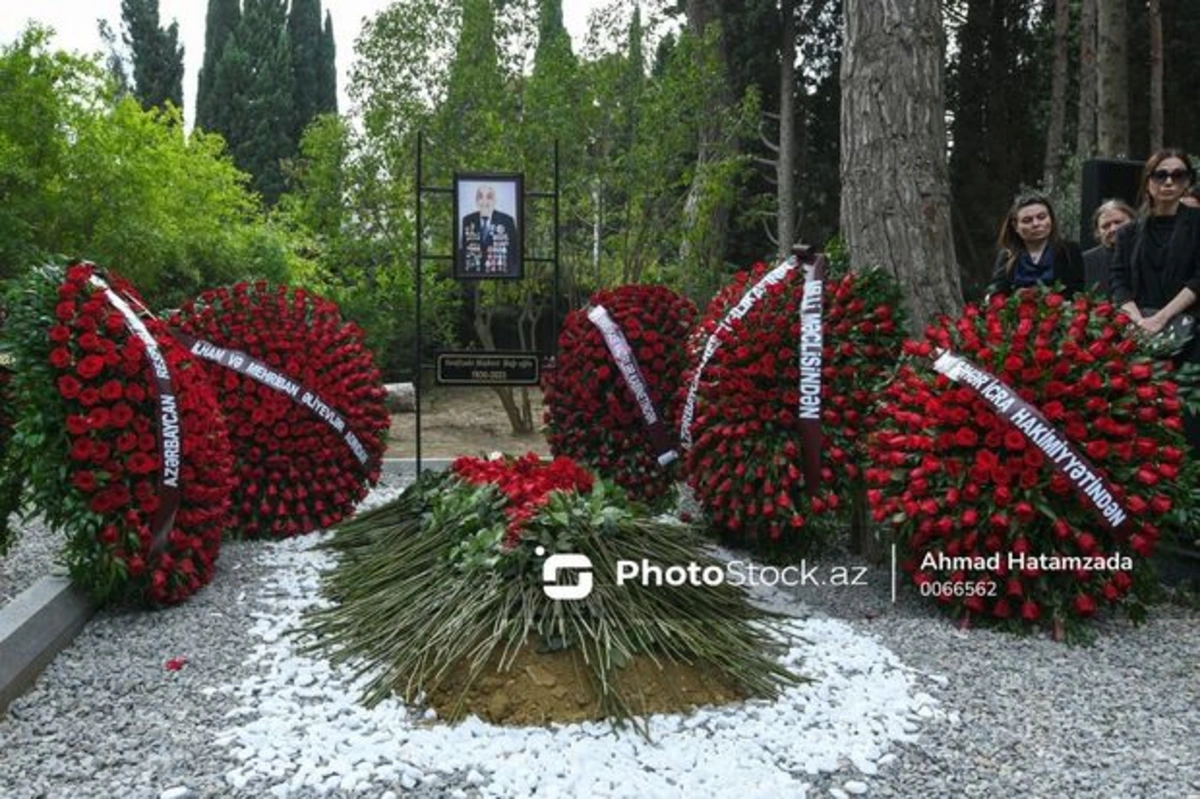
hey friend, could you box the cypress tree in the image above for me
[197,0,241,131]
[443,0,503,140]
[317,10,338,115]
[288,0,323,142]
[121,0,184,111]
[234,0,295,204]
[96,19,133,100]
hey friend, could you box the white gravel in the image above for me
[2,479,1200,798]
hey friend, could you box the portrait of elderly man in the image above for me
[458,179,521,278]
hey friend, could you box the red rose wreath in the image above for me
[543,284,697,507]
[683,261,907,550]
[169,283,389,538]
[3,262,233,605]
[866,289,1194,638]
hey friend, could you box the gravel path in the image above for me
[1,479,1199,798]
[786,544,1200,799]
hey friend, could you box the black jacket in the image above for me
[1109,205,1200,309]
[459,209,519,276]
[1083,245,1114,294]
[986,241,1085,298]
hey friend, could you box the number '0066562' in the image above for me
[919,581,999,598]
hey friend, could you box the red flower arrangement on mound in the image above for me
[543,285,697,507]
[452,452,595,546]
[8,262,234,605]
[866,288,1193,637]
[683,262,907,549]
[169,283,388,538]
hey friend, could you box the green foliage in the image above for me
[288,0,324,146]
[0,265,91,558]
[0,26,298,308]
[196,0,241,133]
[120,0,184,112]
[279,114,461,378]
[218,0,295,205]
[317,10,338,115]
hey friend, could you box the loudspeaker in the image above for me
[1079,158,1144,249]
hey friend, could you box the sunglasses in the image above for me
[1149,168,1192,184]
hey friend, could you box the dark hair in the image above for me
[1137,148,1196,212]
[995,193,1061,275]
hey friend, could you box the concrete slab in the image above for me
[0,575,95,714]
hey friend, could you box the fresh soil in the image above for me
[386,385,550,459]
[424,635,744,727]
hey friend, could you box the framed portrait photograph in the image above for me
[453,172,524,280]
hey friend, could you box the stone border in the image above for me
[0,576,95,714]
[381,457,453,475]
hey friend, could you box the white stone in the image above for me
[159,788,196,799]
[844,780,869,795]
[213,508,933,798]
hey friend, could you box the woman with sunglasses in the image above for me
[986,193,1084,298]
[1110,148,1200,453]
[1110,149,1200,344]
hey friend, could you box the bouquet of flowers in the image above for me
[1,262,234,604]
[169,282,389,538]
[866,289,1193,639]
[543,285,697,508]
[683,261,907,550]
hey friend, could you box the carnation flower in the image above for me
[452,452,595,546]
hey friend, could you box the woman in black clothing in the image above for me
[1110,148,1200,457]
[987,193,1085,298]
[1109,149,1200,352]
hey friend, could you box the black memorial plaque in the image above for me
[436,351,540,386]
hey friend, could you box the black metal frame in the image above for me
[413,133,560,473]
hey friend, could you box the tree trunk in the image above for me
[1042,0,1071,192]
[841,0,961,337]
[471,284,532,435]
[1096,0,1129,157]
[777,0,797,258]
[1149,0,1163,152]
[1076,0,1097,158]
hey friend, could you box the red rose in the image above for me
[76,355,105,380]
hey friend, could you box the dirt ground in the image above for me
[386,385,551,459]
[425,635,743,726]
